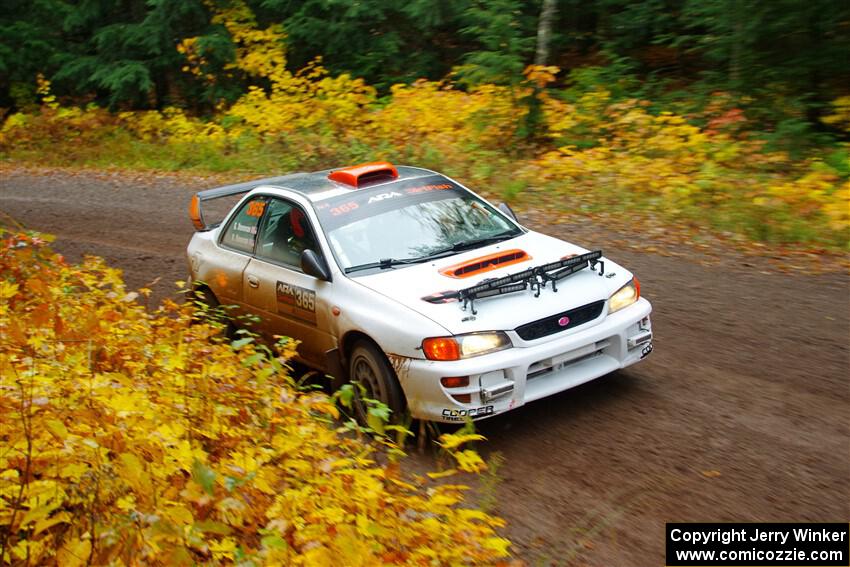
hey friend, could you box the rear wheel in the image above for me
[348,340,405,424]
[191,285,236,338]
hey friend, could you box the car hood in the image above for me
[349,231,633,336]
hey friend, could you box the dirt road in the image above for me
[2,166,848,565]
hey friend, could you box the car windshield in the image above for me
[313,175,521,273]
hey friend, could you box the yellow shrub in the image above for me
[0,230,510,565]
[822,181,850,232]
[528,91,848,243]
[119,108,228,145]
[821,96,850,133]
[378,81,519,149]
[226,63,376,137]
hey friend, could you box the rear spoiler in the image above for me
[189,173,304,231]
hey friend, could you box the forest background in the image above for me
[2,0,849,249]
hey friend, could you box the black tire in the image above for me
[348,340,406,424]
[190,285,218,320]
[191,286,236,338]
[193,285,218,307]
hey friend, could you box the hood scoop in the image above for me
[423,249,604,315]
[439,249,531,279]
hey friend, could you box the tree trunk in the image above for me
[534,0,558,66]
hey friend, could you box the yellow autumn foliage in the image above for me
[527,95,850,237]
[821,96,850,133]
[0,230,511,566]
[0,0,847,248]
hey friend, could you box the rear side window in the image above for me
[221,196,266,253]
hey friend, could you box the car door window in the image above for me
[256,198,319,268]
[221,196,266,254]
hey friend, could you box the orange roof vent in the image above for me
[439,249,531,279]
[328,161,398,188]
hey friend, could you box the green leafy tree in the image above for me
[456,0,535,87]
[0,0,69,110]
[259,0,471,89]
[53,0,212,109]
[0,0,847,136]
[683,0,850,130]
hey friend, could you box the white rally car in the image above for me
[187,162,652,423]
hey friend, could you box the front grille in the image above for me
[515,300,605,341]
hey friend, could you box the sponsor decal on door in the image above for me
[276,281,317,324]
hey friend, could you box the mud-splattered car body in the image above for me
[187,162,653,423]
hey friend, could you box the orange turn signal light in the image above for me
[633,275,641,299]
[189,194,204,231]
[422,337,460,361]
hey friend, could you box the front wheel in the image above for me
[348,340,405,424]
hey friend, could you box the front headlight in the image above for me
[608,277,640,314]
[422,331,512,361]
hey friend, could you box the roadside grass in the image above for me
[2,100,847,254]
[5,131,300,174]
[538,176,838,250]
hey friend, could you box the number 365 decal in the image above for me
[276,281,317,323]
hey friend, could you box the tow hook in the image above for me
[481,382,514,403]
[627,329,653,349]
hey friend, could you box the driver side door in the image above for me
[242,197,336,368]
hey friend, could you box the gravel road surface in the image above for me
[2,166,847,565]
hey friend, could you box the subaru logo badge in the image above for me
[558,316,570,327]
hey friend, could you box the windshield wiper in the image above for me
[344,232,520,275]
[449,231,520,252]
[345,258,416,274]
[419,231,520,258]
[343,251,452,274]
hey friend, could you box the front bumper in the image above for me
[399,298,653,422]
